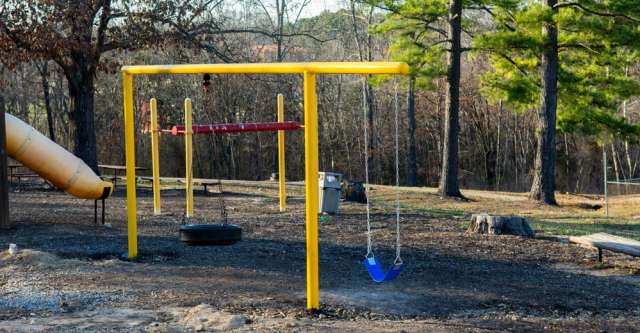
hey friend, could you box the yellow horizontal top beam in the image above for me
[121,62,409,76]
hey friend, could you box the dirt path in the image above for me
[1,186,640,331]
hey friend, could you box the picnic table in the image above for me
[98,164,148,187]
[7,163,41,188]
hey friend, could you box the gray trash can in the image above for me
[318,172,342,215]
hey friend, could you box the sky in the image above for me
[299,0,344,18]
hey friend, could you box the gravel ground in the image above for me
[1,184,640,332]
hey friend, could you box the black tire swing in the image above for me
[180,223,242,246]
[180,74,242,246]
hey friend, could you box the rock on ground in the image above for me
[177,304,247,331]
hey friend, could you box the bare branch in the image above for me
[555,2,640,23]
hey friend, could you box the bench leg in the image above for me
[598,248,603,263]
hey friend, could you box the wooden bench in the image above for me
[178,178,222,195]
[98,164,148,188]
[136,176,221,195]
[569,233,640,262]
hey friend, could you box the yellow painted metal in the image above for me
[122,62,408,76]
[120,61,408,308]
[150,98,161,215]
[303,72,319,310]
[277,94,286,212]
[4,113,113,200]
[184,98,194,218]
[123,73,138,259]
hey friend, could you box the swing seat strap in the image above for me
[363,256,404,283]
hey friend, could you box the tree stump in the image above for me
[467,214,535,237]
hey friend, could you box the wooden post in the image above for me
[0,95,10,229]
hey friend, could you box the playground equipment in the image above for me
[169,120,302,135]
[121,62,408,310]
[3,113,113,200]
[362,82,404,283]
[147,95,297,216]
[179,223,242,246]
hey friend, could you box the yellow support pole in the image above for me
[277,94,286,212]
[150,98,161,215]
[303,72,319,310]
[184,98,194,218]
[123,73,138,259]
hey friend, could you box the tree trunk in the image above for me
[68,71,99,173]
[438,0,463,198]
[406,76,418,186]
[495,100,502,191]
[0,93,10,229]
[611,143,622,182]
[529,0,558,205]
[39,62,56,142]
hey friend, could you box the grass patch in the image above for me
[370,184,640,239]
[370,199,466,219]
[591,263,614,270]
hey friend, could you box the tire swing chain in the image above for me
[178,79,241,247]
[206,85,229,226]
[217,175,229,225]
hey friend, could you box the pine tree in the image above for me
[474,0,640,204]
[369,0,468,198]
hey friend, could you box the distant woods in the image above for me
[1,1,640,198]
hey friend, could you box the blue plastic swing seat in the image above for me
[363,256,404,283]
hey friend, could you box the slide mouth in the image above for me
[98,182,114,200]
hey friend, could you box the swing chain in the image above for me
[393,78,402,265]
[363,79,373,259]
[203,84,229,225]
[363,77,403,264]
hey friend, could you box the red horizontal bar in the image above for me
[170,121,302,136]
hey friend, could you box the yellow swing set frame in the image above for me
[121,62,408,310]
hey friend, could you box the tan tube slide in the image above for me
[5,113,113,200]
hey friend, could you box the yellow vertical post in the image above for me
[150,98,161,215]
[184,98,194,218]
[277,94,286,212]
[303,72,319,310]
[123,73,138,259]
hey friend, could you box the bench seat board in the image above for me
[569,233,640,257]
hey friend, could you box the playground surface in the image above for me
[1,182,640,332]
